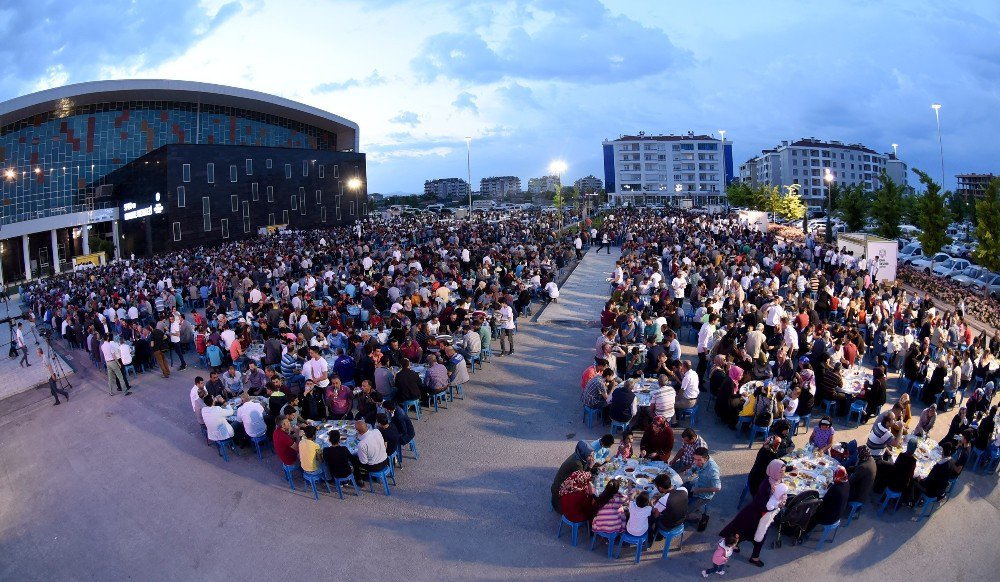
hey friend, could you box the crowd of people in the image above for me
[554,207,1000,571]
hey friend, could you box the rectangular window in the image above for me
[245,159,253,175]
[231,195,239,212]
[243,217,251,233]
[176,186,186,208]
[202,196,211,231]
[221,218,230,239]
[268,212,275,226]
[302,160,309,177]
[182,164,191,182]
[321,206,327,222]
[230,164,238,182]
[266,185,274,202]
[251,182,259,201]
[282,210,289,224]
[206,163,215,184]
[350,200,356,216]
[284,164,292,179]
[266,158,273,169]
[300,190,306,215]
[291,194,298,210]
[172,222,182,241]
[333,165,339,178]
[315,189,322,204]
[318,165,325,178]
[242,200,249,218]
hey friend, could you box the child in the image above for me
[625,492,652,537]
[702,534,739,577]
[591,434,616,464]
[615,431,634,460]
[783,387,800,419]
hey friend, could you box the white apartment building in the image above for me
[739,138,901,211]
[479,175,521,199]
[424,178,469,200]
[574,174,603,193]
[527,175,561,194]
[602,132,731,207]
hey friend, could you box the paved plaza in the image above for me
[1,249,999,581]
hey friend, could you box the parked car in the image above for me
[899,242,923,264]
[970,272,1000,298]
[952,265,991,287]
[899,224,922,237]
[932,257,971,278]
[910,252,951,273]
[943,242,973,258]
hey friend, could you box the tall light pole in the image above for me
[718,129,726,208]
[824,169,834,242]
[549,160,567,228]
[891,143,898,158]
[931,103,944,187]
[465,137,472,220]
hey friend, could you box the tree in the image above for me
[826,181,842,212]
[552,183,565,228]
[775,185,806,220]
[899,194,922,226]
[726,182,755,207]
[870,171,904,239]
[913,169,952,264]
[835,183,871,232]
[973,178,1000,272]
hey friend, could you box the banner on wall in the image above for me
[72,252,106,270]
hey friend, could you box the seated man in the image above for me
[272,417,298,468]
[243,362,268,396]
[376,413,401,459]
[582,368,616,417]
[353,419,389,478]
[914,441,957,501]
[235,391,267,447]
[205,371,227,398]
[298,424,322,476]
[421,355,450,402]
[457,323,482,364]
[322,429,355,481]
[383,399,415,448]
[201,394,235,448]
[650,474,688,544]
[443,344,470,387]
[683,447,721,518]
[393,359,423,403]
[221,365,243,396]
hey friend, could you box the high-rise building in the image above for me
[955,173,996,199]
[423,178,469,200]
[479,175,521,199]
[602,132,733,206]
[527,175,560,194]
[573,175,603,193]
[885,154,910,191]
[739,138,899,211]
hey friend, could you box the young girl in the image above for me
[625,492,652,537]
[615,431,634,460]
[783,387,800,419]
[702,534,739,577]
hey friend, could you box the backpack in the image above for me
[780,490,821,540]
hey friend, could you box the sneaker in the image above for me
[54,401,61,406]
[701,571,709,578]
[717,571,726,576]
[178,365,187,371]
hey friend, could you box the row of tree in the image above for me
[724,183,808,220]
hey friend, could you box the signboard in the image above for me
[72,252,106,269]
[738,210,769,233]
[836,232,897,282]
[122,192,164,221]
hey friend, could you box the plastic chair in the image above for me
[946,477,958,497]
[809,520,840,549]
[556,515,590,547]
[250,433,269,460]
[915,493,944,520]
[198,354,209,369]
[795,414,812,435]
[908,382,925,401]
[615,532,647,563]
[847,401,866,426]
[784,415,801,435]
[408,438,420,460]
[658,524,685,559]
[281,464,298,490]
[590,531,619,558]
[199,424,210,445]
[389,450,402,474]
[124,364,138,381]
[332,474,360,499]
[843,501,864,527]
[303,469,331,500]
[401,399,422,420]
[583,406,601,428]
[469,353,482,372]
[969,447,986,472]
[482,343,493,363]
[984,448,1000,474]
[748,425,769,448]
[737,480,751,508]
[610,420,630,435]
[676,405,698,427]
[735,416,753,434]
[822,400,837,417]
[447,383,465,402]
[215,438,237,462]
[878,488,902,515]
[368,465,395,495]
[429,391,448,412]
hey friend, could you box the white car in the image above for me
[933,258,971,278]
[943,242,973,258]
[970,273,1000,299]
[909,252,951,273]
[952,265,991,287]
[899,242,923,264]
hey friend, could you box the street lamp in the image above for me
[931,104,945,186]
[465,137,472,220]
[719,129,726,208]
[891,143,898,158]
[824,169,834,240]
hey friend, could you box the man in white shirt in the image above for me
[676,360,700,410]
[649,374,676,422]
[696,314,719,380]
[235,392,267,440]
[201,395,236,446]
[543,280,559,303]
[169,314,187,371]
[101,335,131,396]
[497,299,516,356]
[220,326,236,351]
[301,347,330,388]
[354,419,389,476]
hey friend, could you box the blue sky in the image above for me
[1,0,997,194]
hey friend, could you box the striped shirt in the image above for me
[591,493,626,534]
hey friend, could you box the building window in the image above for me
[300,190,306,215]
[316,189,322,204]
[172,222,182,241]
[318,165,325,178]
[243,217,251,233]
[284,164,292,179]
[230,165,238,182]
[333,165,339,178]
[182,164,191,182]
[267,185,274,202]
[221,218,229,239]
[266,158,273,169]
[282,210,289,224]
[321,206,327,222]
[207,163,215,184]
[242,200,249,219]
[268,212,275,226]
[202,196,211,231]
[231,195,239,212]
[252,182,259,201]
[350,201,356,216]
[246,159,253,175]
[291,194,298,210]
[176,186,186,208]
[302,160,309,177]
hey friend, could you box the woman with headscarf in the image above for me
[747,436,781,495]
[848,445,877,503]
[861,366,888,423]
[885,437,919,502]
[807,466,850,535]
[720,459,787,568]
[921,360,948,405]
[718,364,745,429]
[558,470,598,523]
[913,404,937,438]
[973,405,998,453]
[794,358,816,417]
[550,441,594,511]
[640,416,674,460]
[943,407,969,443]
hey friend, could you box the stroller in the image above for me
[772,490,821,548]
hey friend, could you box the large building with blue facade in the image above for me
[0,80,363,283]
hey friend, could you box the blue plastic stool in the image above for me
[676,405,698,427]
[332,474,360,499]
[401,399,422,420]
[281,464,298,490]
[469,353,482,372]
[583,406,601,428]
[658,524,685,559]
[389,450,402,475]
[737,480,751,508]
[250,434,268,460]
[878,488,902,515]
[303,469,331,500]
[124,364,138,381]
[843,501,864,527]
[847,401,866,425]
[408,438,420,460]
[557,515,590,547]
[429,391,448,412]
[748,425,769,448]
[946,477,958,497]
[735,416,753,434]
[810,520,840,549]
[615,532,647,563]
[785,415,801,435]
[970,447,986,472]
[984,448,1000,474]
[915,493,944,520]
[198,354,209,368]
[199,424,210,445]
[368,465,395,495]
[610,420,629,435]
[215,438,237,462]
[823,400,837,416]
[590,531,619,558]
[447,383,465,401]
[795,414,812,435]
[908,382,925,400]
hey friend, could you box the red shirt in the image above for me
[273,427,297,466]
[581,366,598,391]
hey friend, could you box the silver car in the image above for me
[951,265,988,287]
[970,272,1000,299]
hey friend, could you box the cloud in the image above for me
[410,0,688,83]
[313,70,387,93]
[497,82,538,109]
[452,91,478,113]
[390,110,421,126]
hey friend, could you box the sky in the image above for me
[1,0,997,194]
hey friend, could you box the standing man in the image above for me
[169,314,187,371]
[497,298,515,356]
[39,347,69,405]
[696,314,718,381]
[101,334,131,396]
[150,324,170,378]
[16,322,30,367]
[574,234,584,259]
